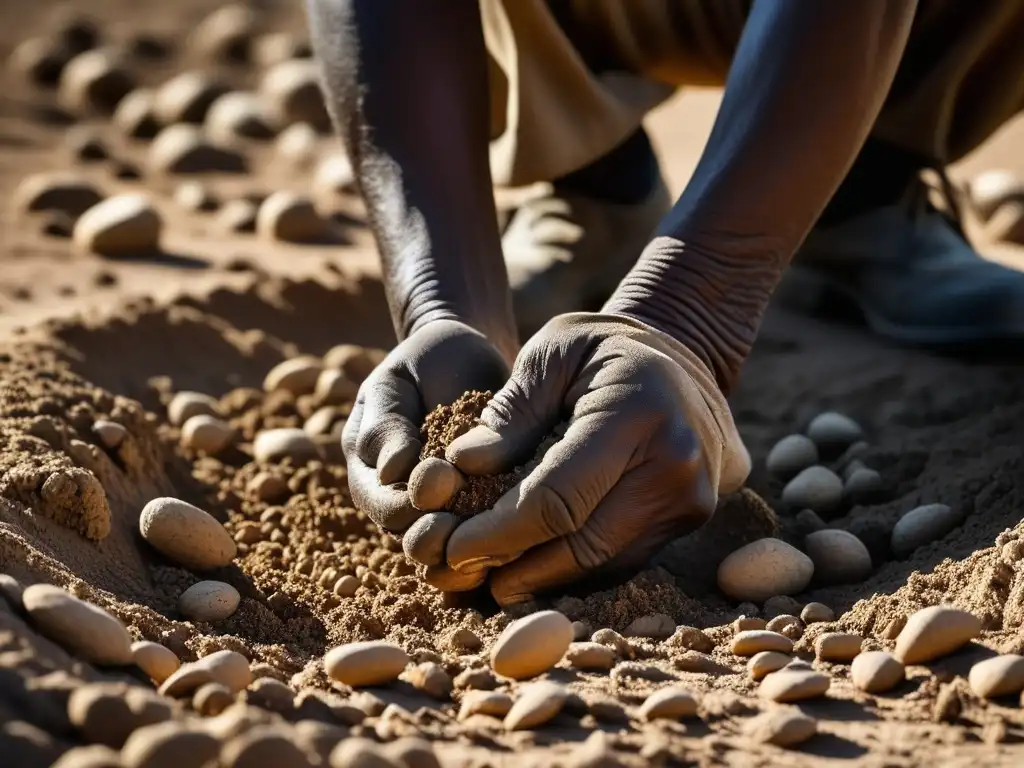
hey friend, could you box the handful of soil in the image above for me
[415,390,547,516]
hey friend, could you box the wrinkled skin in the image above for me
[342,320,509,534]
[421,313,750,606]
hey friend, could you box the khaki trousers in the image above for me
[482,0,1024,188]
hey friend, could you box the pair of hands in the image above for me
[342,313,750,606]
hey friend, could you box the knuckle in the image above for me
[527,482,585,539]
[569,526,618,570]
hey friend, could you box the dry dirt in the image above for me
[3,1,1024,766]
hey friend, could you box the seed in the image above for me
[160,650,252,697]
[139,497,236,571]
[503,682,567,730]
[490,610,573,680]
[894,606,981,664]
[815,632,862,662]
[639,687,699,721]
[22,584,132,665]
[850,651,904,693]
[324,641,409,687]
[717,538,814,602]
[733,616,767,633]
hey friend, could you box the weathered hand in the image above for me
[342,320,509,534]
[440,313,751,606]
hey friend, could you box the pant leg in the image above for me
[483,0,1024,189]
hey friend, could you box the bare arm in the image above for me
[307,0,517,361]
[606,0,918,392]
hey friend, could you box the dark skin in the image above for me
[307,0,918,605]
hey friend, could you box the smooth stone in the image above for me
[217,199,258,233]
[180,414,234,455]
[844,467,883,501]
[491,610,573,680]
[764,595,803,619]
[717,538,814,602]
[815,632,862,662]
[324,641,409,687]
[759,668,830,702]
[274,122,318,167]
[0,573,25,610]
[131,641,180,683]
[794,509,826,536]
[59,49,134,114]
[113,88,160,138]
[730,631,794,657]
[192,683,234,717]
[806,412,863,453]
[895,605,981,664]
[402,512,458,567]
[139,497,236,570]
[800,602,835,624]
[205,91,275,143]
[459,691,513,720]
[503,682,566,731]
[22,584,133,665]
[968,654,1024,698]
[253,427,319,464]
[256,191,327,242]
[189,3,256,63]
[167,391,219,425]
[782,466,844,514]
[747,651,791,681]
[322,344,380,382]
[263,356,322,395]
[639,687,699,721]
[153,71,227,124]
[149,124,247,174]
[121,722,219,768]
[733,616,766,633]
[850,651,905,693]
[564,642,616,671]
[174,181,218,212]
[259,58,330,131]
[314,369,358,405]
[746,709,817,747]
[14,173,103,218]
[73,194,162,257]
[178,580,240,622]
[591,628,631,657]
[160,650,251,697]
[766,434,818,478]
[312,154,355,199]
[408,458,466,512]
[92,419,127,449]
[666,625,714,653]
[623,612,675,640]
[803,529,872,585]
[891,504,966,558]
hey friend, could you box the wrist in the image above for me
[402,292,519,365]
[604,236,781,393]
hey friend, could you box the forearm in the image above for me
[307,0,517,359]
[607,0,917,392]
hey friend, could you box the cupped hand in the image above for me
[439,312,751,606]
[342,319,510,534]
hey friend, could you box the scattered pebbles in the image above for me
[324,641,409,687]
[490,610,573,680]
[717,538,814,602]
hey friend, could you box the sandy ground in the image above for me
[3,2,1024,766]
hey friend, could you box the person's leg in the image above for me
[787,0,1024,345]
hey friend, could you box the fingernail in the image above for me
[446,425,504,474]
[453,556,504,574]
[377,440,421,485]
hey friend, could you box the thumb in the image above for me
[445,341,568,476]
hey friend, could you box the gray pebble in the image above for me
[782,466,843,515]
[807,412,863,453]
[794,509,826,536]
[766,435,818,478]
[803,529,872,585]
[844,467,883,502]
[891,504,965,558]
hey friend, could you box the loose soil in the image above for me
[2,2,1024,766]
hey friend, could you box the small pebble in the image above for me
[891,504,966,558]
[168,391,219,425]
[733,616,766,633]
[333,575,360,598]
[139,496,237,570]
[193,683,233,716]
[14,172,104,218]
[766,434,818,478]
[454,667,497,691]
[23,584,132,665]
[968,654,1024,699]
[255,32,312,68]
[894,605,981,664]
[161,650,251,697]
[253,427,320,464]
[447,627,483,653]
[638,687,699,721]
[403,662,452,700]
[73,194,162,257]
[402,512,458,567]
[782,466,844,515]
[322,344,380,382]
[794,508,826,536]
[274,122,319,167]
[717,538,814,602]
[190,3,256,63]
[800,602,835,624]
[260,58,331,131]
[745,708,817,748]
[324,641,409,687]
[154,71,228,124]
[181,414,234,454]
[759,668,830,702]
[121,722,219,768]
[9,37,69,87]
[765,614,802,636]
[132,641,180,683]
[329,737,393,768]
[312,154,355,200]
[59,49,134,114]
[806,412,863,453]
[246,472,287,502]
[730,630,794,657]
[969,169,1024,221]
[384,738,441,768]
[113,88,160,138]
[803,529,872,585]
[174,181,219,212]
[206,91,275,144]
[217,199,258,233]
[491,610,573,680]
[623,613,675,640]
[245,678,296,713]
[666,625,714,653]
[408,458,465,512]
[92,419,127,449]
[179,580,240,622]
[564,642,616,671]
[256,191,328,243]
[0,573,25,610]
[764,595,803,619]
[504,682,567,731]
[747,651,791,681]
[815,632,862,662]
[850,651,905,693]
[314,368,358,405]
[844,467,883,501]
[149,124,247,175]
[51,745,122,768]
